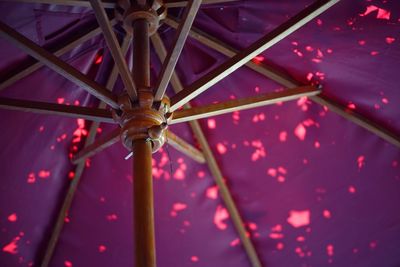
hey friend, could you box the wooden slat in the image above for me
[166,131,205,163]
[154,0,202,101]
[0,20,117,91]
[71,128,120,163]
[311,95,400,148]
[40,36,131,267]
[90,0,137,101]
[165,0,239,8]
[0,21,119,109]
[164,16,299,89]
[169,0,340,111]
[0,97,114,123]
[5,0,116,8]
[166,15,400,149]
[151,32,262,267]
[171,86,320,124]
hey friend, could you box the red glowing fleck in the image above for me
[305,46,313,52]
[64,217,70,223]
[326,244,334,257]
[377,8,390,20]
[278,167,287,175]
[98,245,107,253]
[77,118,85,128]
[64,261,73,267]
[2,237,20,254]
[106,214,118,221]
[214,205,229,230]
[190,256,199,262]
[279,131,287,142]
[287,210,310,228]
[68,171,75,180]
[267,168,277,177]
[207,119,216,129]
[314,141,320,148]
[197,171,205,178]
[357,155,365,169]
[277,176,285,183]
[216,143,227,154]
[358,40,366,46]
[206,186,218,199]
[271,224,282,232]
[385,37,395,44]
[291,41,298,46]
[323,210,331,219]
[370,51,379,56]
[38,170,50,178]
[252,55,265,64]
[39,126,45,132]
[276,242,284,250]
[348,185,356,194]
[57,98,65,104]
[306,72,314,81]
[294,123,306,141]
[95,54,103,64]
[381,98,389,104]
[8,213,17,222]
[27,172,36,184]
[347,103,356,110]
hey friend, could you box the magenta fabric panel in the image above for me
[0,0,399,267]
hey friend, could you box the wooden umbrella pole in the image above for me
[132,17,157,267]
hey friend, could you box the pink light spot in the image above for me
[8,213,17,222]
[357,155,365,169]
[174,168,185,180]
[271,224,282,232]
[323,210,331,219]
[381,98,389,104]
[98,245,107,253]
[27,173,36,184]
[287,210,310,228]
[276,242,284,250]
[95,54,103,64]
[358,40,366,46]
[68,171,75,180]
[377,8,390,20]
[267,168,277,177]
[230,238,240,247]
[279,131,287,142]
[348,185,356,194]
[369,241,377,249]
[316,19,322,26]
[190,256,199,262]
[106,214,118,221]
[385,37,395,44]
[57,98,65,104]
[314,141,321,148]
[2,237,19,254]
[207,119,216,129]
[294,123,306,141]
[306,72,314,81]
[278,167,287,175]
[214,205,229,230]
[269,233,283,239]
[216,143,227,154]
[38,170,50,178]
[173,203,187,212]
[64,261,73,267]
[197,171,205,178]
[206,186,218,199]
[370,51,379,56]
[326,244,334,257]
[277,176,285,183]
[347,103,356,110]
[296,236,305,242]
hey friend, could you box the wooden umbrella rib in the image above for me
[171,86,321,124]
[154,0,202,101]
[165,0,239,8]
[90,0,137,101]
[151,32,262,267]
[0,21,119,109]
[0,20,117,92]
[169,0,340,111]
[167,13,400,149]
[164,15,299,89]
[0,97,114,123]
[40,35,131,267]
[166,131,205,163]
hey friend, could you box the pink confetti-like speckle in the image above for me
[287,210,310,228]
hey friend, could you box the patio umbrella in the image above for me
[0,0,399,267]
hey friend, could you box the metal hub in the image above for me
[115,0,166,35]
[112,94,172,153]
